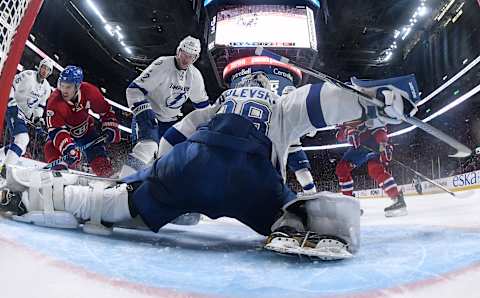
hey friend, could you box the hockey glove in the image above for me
[345,127,361,149]
[62,143,81,166]
[32,116,46,135]
[32,116,45,127]
[102,120,121,144]
[379,142,393,165]
[132,100,159,141]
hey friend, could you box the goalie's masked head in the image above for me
[58,65,83,101]
[236,71,271,90]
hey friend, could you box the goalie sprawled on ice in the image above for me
[0,72,419,260]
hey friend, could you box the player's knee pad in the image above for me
[335,160,353,179]
[90,156,113,177]
[5,168,82,229]
[282,192,361,253]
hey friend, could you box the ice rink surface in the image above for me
[1,189,480,298]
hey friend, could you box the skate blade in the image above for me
[264,242,353,260]
[265,244,353,260]
[385,208,408,217]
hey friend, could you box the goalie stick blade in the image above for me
[404,117,472,158]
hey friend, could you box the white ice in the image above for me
[1,189,480,298]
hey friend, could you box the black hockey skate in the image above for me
[265,226,352,260]
[0,190,26,216]
[384,191,407,217]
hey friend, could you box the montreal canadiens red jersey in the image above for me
[46,82,115,153]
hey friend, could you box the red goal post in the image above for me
[0,0,45,135]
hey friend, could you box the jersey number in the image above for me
[222,100,271,134]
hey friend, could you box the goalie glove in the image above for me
[379,142,393,165]
[350,75,420,125]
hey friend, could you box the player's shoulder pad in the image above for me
[47,89,64,105]
[24,70,35,77]
[188,64,203,78]
[80,81,102,94]
[42,78,52,88]
[151,55,171,68]
[46,91,67,114]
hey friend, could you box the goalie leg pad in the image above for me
[12,211,78,229]
[280,191,361,254]
[10,171,79,229]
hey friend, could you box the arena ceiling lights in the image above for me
[85,0,132,55]
[378,0,429,63]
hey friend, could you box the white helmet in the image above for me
[281,85,296,95]
[176,36,201,60]
[38,57,54,76]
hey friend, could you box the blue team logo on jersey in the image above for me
[166,92,188,109]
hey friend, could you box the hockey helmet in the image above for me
[58,65,83,87]
[38,57,54,76]
[177,36,201,61]
[236,71,271,90]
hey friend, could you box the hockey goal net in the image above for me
[0,0,44,134]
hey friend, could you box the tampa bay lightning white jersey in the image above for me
[8,70,52,120]
[159,81,366,179]
[126,56,209,122]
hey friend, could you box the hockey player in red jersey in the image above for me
[335,121,407,217]
[44,65,120,177]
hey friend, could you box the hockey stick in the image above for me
[254,47,472,158]
[24,117,47,135]
[43,136,107,169]
[361,145,455,197]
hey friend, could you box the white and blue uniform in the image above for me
[126,56,209,138]
[122,56,209,174]
[4,70,51,165]
[8,70,51,127]
[287,143,316,193]
[124,81,367,235]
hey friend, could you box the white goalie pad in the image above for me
[281,191,361,254]
[5,165,80,193]
[12,211,78,229]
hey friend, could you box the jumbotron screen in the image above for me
[209,5,317,50]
